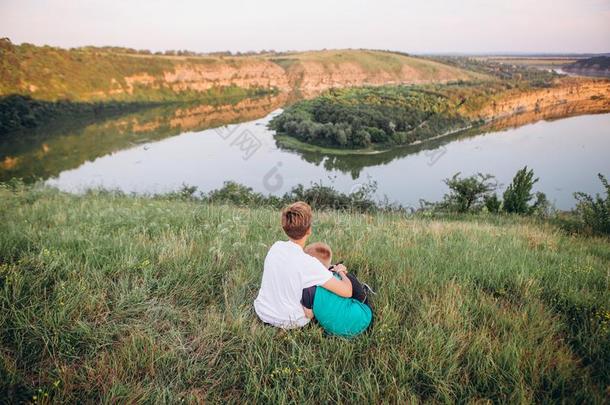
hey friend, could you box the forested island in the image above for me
[270,73,610,151]
[270,83,480,150]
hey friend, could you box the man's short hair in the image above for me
[281,201,312,240]
[304,242,332,268]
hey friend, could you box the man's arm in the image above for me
[321,265,352,298]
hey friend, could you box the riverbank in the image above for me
[275,124,477,156]
[274,134,389,155]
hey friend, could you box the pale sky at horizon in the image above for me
[1,0,609,54]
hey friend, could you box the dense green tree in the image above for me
[503,166,539,214]
[352,129,371,148]
[484,193,502,213]
[573,173,610,235]
[440,172,497,213]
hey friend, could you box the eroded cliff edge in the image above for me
[0,41,480,102]
[469,77,610,122]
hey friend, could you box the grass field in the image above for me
[278,49,482,79]
[1,185,609,403]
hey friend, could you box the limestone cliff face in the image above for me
[2,42,480,102]
[104,56,475,100]
[484,98,610,132]
[160,61,291,93]
[470,78,610,121]
[289,60,473,98]
[84,61,291,100]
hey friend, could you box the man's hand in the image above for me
[322,265,352,298]
[334,264,348,279]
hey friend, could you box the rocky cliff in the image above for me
[0,41,480,102]
[469,77,610,122]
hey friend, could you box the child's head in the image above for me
[304,242,333,268]
[281,201,312,240]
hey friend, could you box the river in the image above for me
[1,96,608,210]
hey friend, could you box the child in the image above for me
[302,242,373,337]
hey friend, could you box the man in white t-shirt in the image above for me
[254,201,352,328]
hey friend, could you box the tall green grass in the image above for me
[1,184,608,403]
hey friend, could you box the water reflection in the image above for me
[0,93,287,181]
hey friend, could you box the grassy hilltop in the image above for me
[1,185,609,403]
[0,40,478,103]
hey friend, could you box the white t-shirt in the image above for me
[254,240,333,328]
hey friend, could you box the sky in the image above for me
[1,0,609,54]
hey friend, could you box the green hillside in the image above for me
[0,39,262,102]
[1,184,608,402]
[0,39,481,103]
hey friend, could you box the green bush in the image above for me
[288,180,378,212]
[503,166,543,214]
[433,172,497,213]
[365,126,389,143]
[573,173,610,235]
[484,193,502,213]
[184,180,379,212]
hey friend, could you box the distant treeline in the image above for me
[563,56,610,77]
[567,56,610,70]
[2,37,409,59]
[427,55,561,85]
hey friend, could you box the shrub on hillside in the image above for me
[432,172,497,213]
[289,180,378,212]
[205,182,281,207]
[194,180,378,212]
[503,166,547,215]
[0,95,150,135]
[484,193,502,213]
[573,173,610,235]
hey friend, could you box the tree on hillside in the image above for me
[573,173,610,235]
[484,193,502,213]
[503,166,545,214]
[437,172,497,213]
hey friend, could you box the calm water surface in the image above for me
[38,111,610,210]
